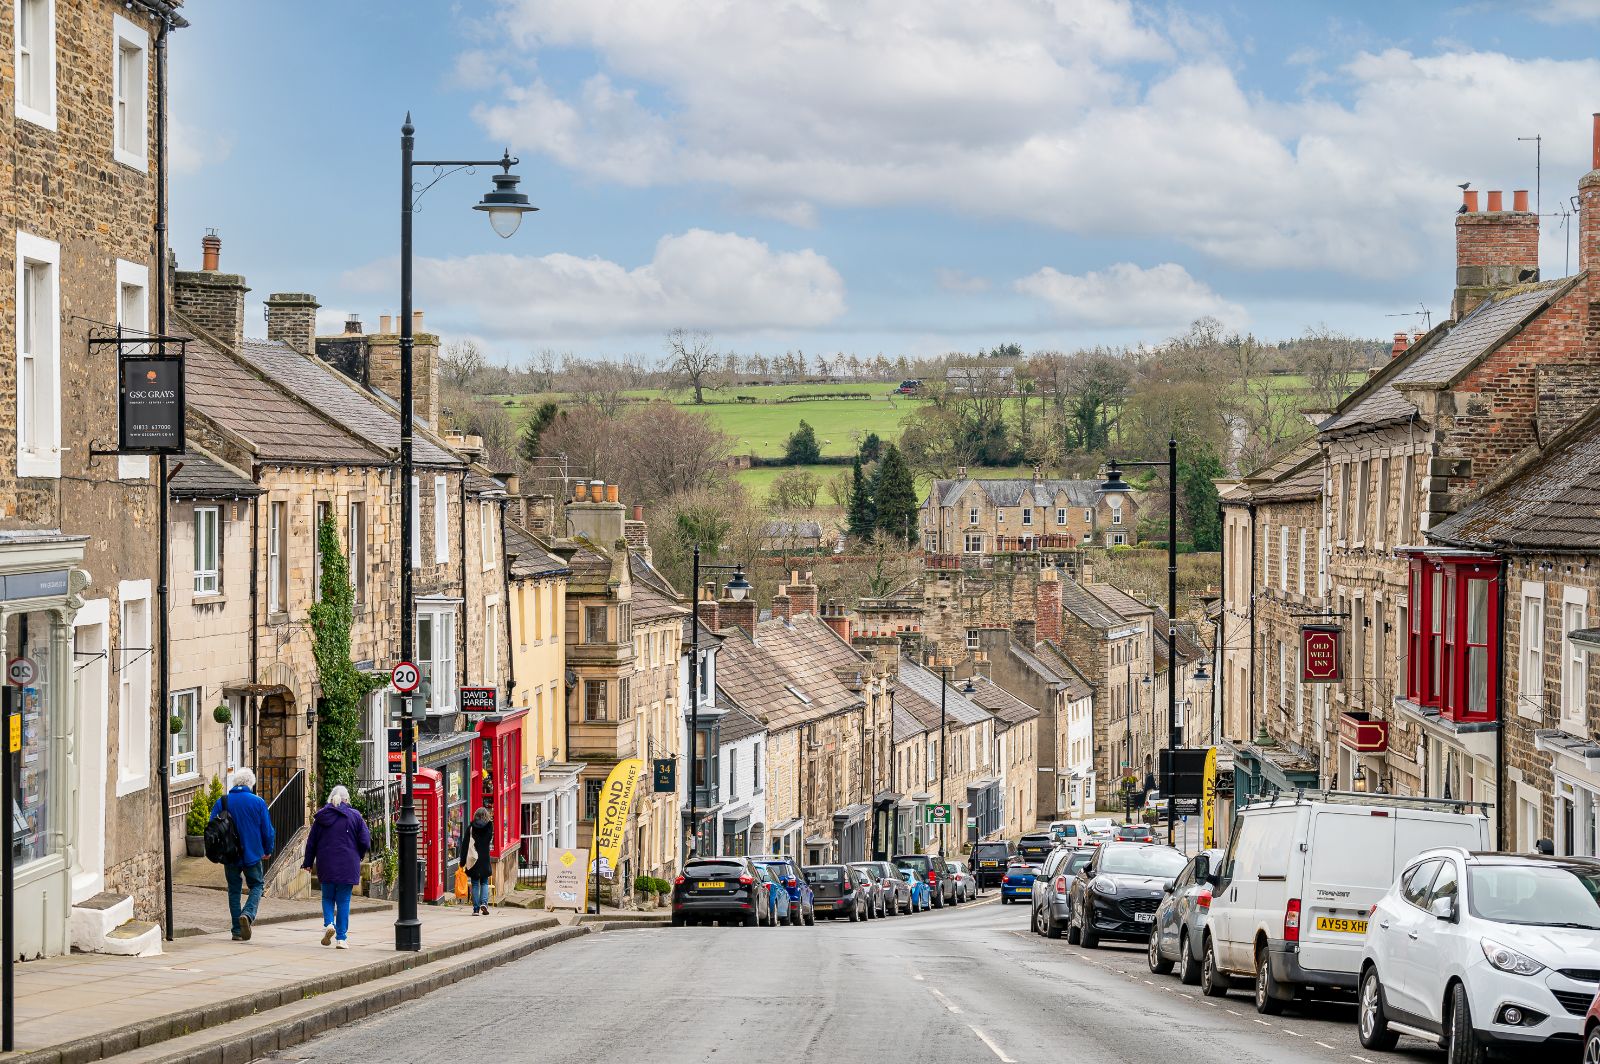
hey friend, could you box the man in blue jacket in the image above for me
[211,767,275,941]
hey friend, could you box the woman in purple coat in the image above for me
[302,785,371,948]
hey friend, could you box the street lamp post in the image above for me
[684,547,748,868]
[395,115,537,953]
[1101,437,1180,847]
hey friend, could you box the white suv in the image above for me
[1359,849,1600,1062]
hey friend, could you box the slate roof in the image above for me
[762,519,822,539]
[1009,643,1068,690]
[892,702,928,742]
[895,658,992,728]
[1321,278,1578,436]
[169,448,261,499]
[932,478,1102,509]
[504,523,570,579]
[184,339,383,465]
[1036,642,1096,700]
[719,704,767,743]
[714,613,867,732]
[233,338,462,467]
[1060,579,1127,630]
[1085,583,1151,619]
[961,675,1039,727]
[1429,404,1600,553]
[466,472,505,496]
[1245,441,1323,503]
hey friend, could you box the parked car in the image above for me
[1117,824,1156,843]
[894,853,958,908]
[753,862,792,927]
[1001,859,1040,905]
[751,855,816,926]
[671,856,763,927]
[901,868,933,912]
[1032,846,1093,938]
[897,378,922,394]
[848,862,892,918]
[1017,833,1056,864]
[857,860,913,914]
[1085,830,1116,848]
[1085,817,1117,834]
[807,864,871,921]
[1050,820,1089,848]
[1359,849,1600,1059]
[971,840,1013,888]
[1200,794,1492,1011]
[948,860,978,901]
[1147,848,1225,983]
[1068,843,1188,948]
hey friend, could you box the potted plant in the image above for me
[652,876,672,905]
[633,874,658,909]
[183,775,222,857]
[1141,807,1161,826]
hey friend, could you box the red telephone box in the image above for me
[471,710,527,858]
[413,766,444,902]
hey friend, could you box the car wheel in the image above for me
[1358,966,1399,1052]
[1201,937,1230,997]
[1081,917,1099,949]
[1254,943,1285,1015]
[1148,927,1174,975]
[1000,896,1008,905]
[804,907,815,926]
[744,911,758,927]
[1584,1023,1600,1064]
[1066,903,1082,945]
[670,914,685,927]
[1177,931,1201,985]
[1446,982,1488,1064]
[848,901,860,922]
[1045,908,1063,940]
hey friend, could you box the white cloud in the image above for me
[1530,0,1600,22]
[169,116,234,176]
[1014,262,1245,330]
[936,268,991,293]
[340,228,846,341]
[469,1,1600,277]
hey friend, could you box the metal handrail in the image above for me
[262,770,306,876]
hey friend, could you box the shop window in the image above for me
[416,607,457,713]
[1403,552,1501,723]
[6,610,57,865]
[112,15,147,169]
[15,0,55,129]
[193,506,219,595]
[169,688,198,778]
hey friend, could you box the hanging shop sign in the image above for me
[118,356,185,455]
[1301,624,1343,683]
[459,687,497,714]
[652,758,677,793]
[1337,712,1390,753]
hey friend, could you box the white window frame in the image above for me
[116,580,152,796]
[927,740,937,783]
[434,476,449,564]
[963,533,983,554]
[311,499,329,603]
[1563,587,1589,732]
[416,605,458,714]
[968,506,979,525]
[1297,528,1307,596]
[1111,504,1122,526]
[996,508,1005,523]
[480,500,494,571]
[1021,508,1032,526]
[168,688,199,780]
[267,500,286,614]
[1521,582,1546,716]
[193,505,219,595]
[1375,456,1391,548]
[16,231,61,479]
[410,477,422,567]
[1279,526,1289,592]
[112,14,149,170]
[485,594,500,685]
[15,0,57,131]
[348,499,367,605]
[115,259,151,478]
[966,629,980,651]
[1398,455,1414,543]
[1112,532,1126,545]
[1056,507,1066,525]
[1084,508,1092,523]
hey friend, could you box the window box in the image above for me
[1402,549,1501,724]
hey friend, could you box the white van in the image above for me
[1198,792,1492,1014]
[1049,820,1088,847]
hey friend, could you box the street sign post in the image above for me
[925,804,953,825]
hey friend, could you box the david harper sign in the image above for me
[1301,624,1343,683]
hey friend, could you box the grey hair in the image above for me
[473,806,491,825]
[327,785,351,806]
[230,767,256,790]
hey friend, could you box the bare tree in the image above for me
[441,340,488,390]
[1298,325,1372,413]
[563,358,632,418]
[665,328,721,404]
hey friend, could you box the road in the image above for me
[270,896,1445,1064]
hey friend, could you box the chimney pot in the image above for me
[605,484,619,504]
[574,483,588,502]
[1463,190,1480,213]
[1487,190,1504,212]
[412,310,425,333]
[1391,332,1410,359]
[633,504,644,521]
[1513,189,1530,212]
[379,314,393,333]
[201,231,222,271]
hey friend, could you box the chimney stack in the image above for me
[1035,567,1063,645]
[695,594,720,633]
[175,232,249,353]
[771,592,793,623]
[366,309,440,424]
[263,292,321,356]
[1580,113,1600,279]
[1453,183,1539,321]
[565,480,626,546]
[344,315,363,334]
[820,601,852,643]
[1391,332,1411,359]
[721,590,759,634]
[779,570,819,617]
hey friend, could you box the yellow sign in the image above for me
[7,713,18,754]
[1201,747,1218,848]
[545,847,589,912]
[593,758,643,879]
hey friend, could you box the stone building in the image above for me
[973,619,1086,821]
[0,0,183,957]
[920,467,1138,556]
[1056,579,1151,798]
[627,552,690,883]
[960,674,1040,840]
[1031,642,1098,817]
[893,658,998,855]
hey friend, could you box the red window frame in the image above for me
[1403,552,1501,724]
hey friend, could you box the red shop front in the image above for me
[470,710,527,898]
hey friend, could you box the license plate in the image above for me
[1134,912,1155,923]
[1014,886,1031,893]
[700,881,725,889]
[1315,916,1368,935]
[980,861,997,867]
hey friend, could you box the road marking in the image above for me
[929,987,962,1013]
[912,973,925,981]
[1204,1002,1219,1008]
[1315,1042,1336,1050]
[1225,1008,1242,1016]
[968,1025,1016,1063]
[1143,980,1155,986]
[1282,1029,1304,1038]
[1253,1019,1272,1027]
[1352,1057,1374,1063]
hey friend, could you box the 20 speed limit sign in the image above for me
[391,661,421,694]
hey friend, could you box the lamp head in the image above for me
[724,566,752,602]
[473,152,538,238]
[1099,459,1132,493]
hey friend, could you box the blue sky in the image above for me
[170,0,1600,365]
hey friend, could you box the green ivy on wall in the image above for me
[311,512,386,802]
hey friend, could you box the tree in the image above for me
[310,513,386,801]
[666,328,720,404]
[1179,448,1226,552]
[517,400,561,463]
[858,432,883,462]
[871,444,918,545]
[541,401,732,507]
[766,468,821,511]
[846,456,875,539]
[784,420,822,465]
[440,339,487,390]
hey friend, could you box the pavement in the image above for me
[268,893,1447,1064]
[170,884,392,938]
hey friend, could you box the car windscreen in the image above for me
[686,861,746,877]
[807,867,845,882]
[895,857,929,871]
[973,843,1010,856]
[1098,847,1188,877]
[1468,863,1600,928]
[849,865,880,880]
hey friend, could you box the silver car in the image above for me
[1146,848,1224,984]
[947,860,978,901]
[1031,846,1091,938]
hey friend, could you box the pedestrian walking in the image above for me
[210,767,274,941]
[302,785,371,949]
[460,806,495,915]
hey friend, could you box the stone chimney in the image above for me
[263,292,321,355]
[695,594,720,633]
[1012,618,1037,645]
[1390,332,1410,359]
[565,480,627,548]
[722,592,759,635]
[364,310,440,426]
[1453,186,1538,321]
[623,502,649,560]
[771,592,793,623]
[779,570,819,617]
[820,601,852,643]
[175,230,248,353]
[1035,567,1063,645]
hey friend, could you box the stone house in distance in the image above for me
[920,468,1138,556]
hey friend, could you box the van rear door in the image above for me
[1297,807,1395,977]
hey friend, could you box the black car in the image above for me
[971,840,1013,888]
[672,856,762,927]
[893,853,957,908]
[1067,843,1189,948]
[1017,833,1056,865]
[807,865,871,921]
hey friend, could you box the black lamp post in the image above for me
[395,115,537,953]
[685,547,747,868]
[1101,436,1180,846]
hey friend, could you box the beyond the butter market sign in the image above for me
[1301,624,1343,683]
[118,356,185,455]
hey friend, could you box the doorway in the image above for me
[72,599,109,903]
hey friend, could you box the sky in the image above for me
[169,0,1600,366]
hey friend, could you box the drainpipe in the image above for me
[153,10,175,945]
[1247,502,1258,776]
[1494,566,1507,849]
[458,474,468,695]
[499,498,515,704]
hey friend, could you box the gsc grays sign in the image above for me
[118,356,184,455]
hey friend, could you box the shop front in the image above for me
[767,817,803,858]
[470,710,526,901]
[2,538,85,959]
[832,803,869,864]
[871,790,900,861]
[416,731,476,903]
[719,807,752,856]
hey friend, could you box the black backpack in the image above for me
[204,793,243,865]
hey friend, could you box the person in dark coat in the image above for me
[210,767,275,941]
[302,785,371,947]
[460,806,495,914]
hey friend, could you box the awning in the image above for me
[222,682,292,699]
[538,760,588,781]
[1536,728,1600,771]
[770,818,803,837]
[804,835,832,847]
[832,803,870,826]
